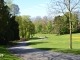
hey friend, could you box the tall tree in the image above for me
[53,16,65,35]
[0,0,12,44]
[49,0,80,49]
[10,16,20,40]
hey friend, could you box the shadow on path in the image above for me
[8,41,80,60]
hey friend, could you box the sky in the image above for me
[13,0,50,17]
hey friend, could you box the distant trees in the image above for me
[53,16,65,35]
[53,12,78,35]
[46,20,53,34]
[33,16,42,33]
[33,13,79,35]
[33,16,53,34]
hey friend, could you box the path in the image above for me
[8,41,80,60]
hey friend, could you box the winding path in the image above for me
[8,41,80,60]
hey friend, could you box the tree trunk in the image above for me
[69,0,72,49]
[70,21,72,49]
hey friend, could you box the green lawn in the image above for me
[28,33,80,54]
[0,46,21,60]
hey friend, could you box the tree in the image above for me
[53,12,78,35]
[15,15,35,40]
[53,16,61,35]
[41,16,48,34]
[0,0,4,3]
[10,16,20,40]
[77,20,80,32]
[36,23,42,33]
[47,20,53,34]
[33,16,42,33]
[29,23,35,37]
[49,0,80,49]
[0,0,13,44]
[53,16,66,35]
[11,4,20,16]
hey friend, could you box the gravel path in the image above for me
[8,41,80,60]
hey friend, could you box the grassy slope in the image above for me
[28,33,80,54]
[0,46,21,60]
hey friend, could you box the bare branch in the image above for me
[64,0,70,10]
[71,0,80,11]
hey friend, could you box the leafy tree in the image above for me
[77,20,80,32]
[33,16,49,33]
[10,16,20,40]
[71,13,78,32]
[53,12,78,35]
[53,16,64,35]
[36,23,42,33]
[41,16,48,34]
[15,15,35,40]
[33,16,42,33]
[0,0,12,44]
[46,20,53,34]
[30,23,35,37]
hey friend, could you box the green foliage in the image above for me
[33,13,79,35]
[10,16,20,40]
[46,20,53,33]
[36,23,42,33]
[53,12,78,35]
[33,16,51,34]
[0,1,11,44]
[0,1,20,45]
[15,15,35,40]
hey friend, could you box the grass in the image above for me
[0,44,21,60]
[28,33,80,55]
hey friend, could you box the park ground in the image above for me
[0,33,80,60]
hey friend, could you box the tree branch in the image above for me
[71,0,80,11]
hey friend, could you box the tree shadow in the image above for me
[8,41,80,55]
[8,47,80,55]
[30,36,48,40]
[30,37,42,40]
[37,48,80,55]
[27,41,48,46]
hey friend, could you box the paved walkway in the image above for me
[8,41,80,60]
